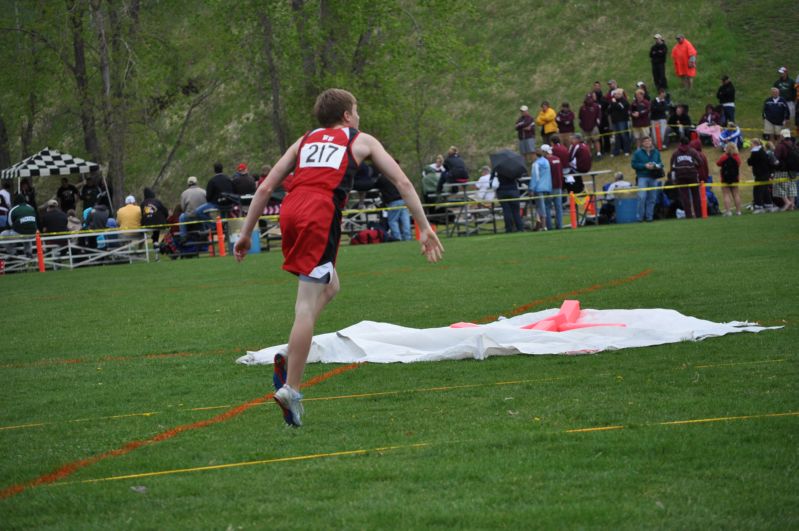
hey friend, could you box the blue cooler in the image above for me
[615,197,639,224]
[230,229,261,254]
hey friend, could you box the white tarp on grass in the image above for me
[237,306,779,365]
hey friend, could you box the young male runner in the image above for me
[234,88,444,426]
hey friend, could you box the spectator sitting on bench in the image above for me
[178,176,206,238]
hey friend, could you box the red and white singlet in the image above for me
[279,127,360,278]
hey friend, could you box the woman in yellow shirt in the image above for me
[536,101,558,144]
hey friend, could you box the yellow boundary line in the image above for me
[566,411,799,433]
[52,443,431,486]
[0,376,572,431]
[49,410,799,485]
[2,359,790,432]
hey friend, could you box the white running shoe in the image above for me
[274,384,304,427]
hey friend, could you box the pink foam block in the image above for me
[449,322,480,328]
[522,300,582,331]
[560,300,581,323]
[558,322,627,331]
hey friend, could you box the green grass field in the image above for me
[2,213,798,529]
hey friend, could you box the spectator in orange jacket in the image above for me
[671,34,697,89]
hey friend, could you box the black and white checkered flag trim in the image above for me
[0,148,99,179]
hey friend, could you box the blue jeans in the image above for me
[722,106,735,125]
[637,176,659,221]
[613,121,631,155]
[545,188,563,229]
[386,199,411,240]
[496,188,524,232]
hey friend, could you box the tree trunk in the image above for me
[0,111,11,169]
[258,7,288,152]
[67,0,102,163]
[290,0,318,103]
[90,0,139,208]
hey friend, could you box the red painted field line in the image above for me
[476,268,654,323]
[0,362,361,501]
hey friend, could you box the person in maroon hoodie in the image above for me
[579,93,602,158]
[669,137,703,219]
[689,138,709,183]
[544,144,564,229]
[550,135,571,171]
[630,89,651,150]
[555,102,576,146]
[565,133,592,193]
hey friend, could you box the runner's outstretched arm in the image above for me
[355,133,444,262]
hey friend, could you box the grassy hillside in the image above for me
[10,0,799,208]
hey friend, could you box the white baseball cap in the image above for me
[520,105,529,112]
[125,195,136,204]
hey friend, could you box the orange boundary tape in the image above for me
[0,362,361,500]
[476,268,653,323]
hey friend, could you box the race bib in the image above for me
[299,142,345,169]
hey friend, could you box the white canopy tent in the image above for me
[0,147,108,206]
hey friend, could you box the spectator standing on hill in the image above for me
[515,105,536,163]
[630,89,651,150]
[555,102,575,146]
[747,139,775,213]
[595,81,612,156]
[631,136,664,222]
[536,101,558,145]
[650,34,668,90]
[579,93,602,158]
[178,176,206,238]
[717,75,736,125]
[231,163,257,195]
[636,81,651,101]
[774,67,796,124]
[542,144,564,230]
[773,129,797,211]
[671,34,697,89]
[650,88,670,148]
[56,178,80,213]
[117,195,142,229]
[716,143,742,216]
[763,87,790,141]
[141,187,169,247]
[609,88,631,156]
[669,137,702,219]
